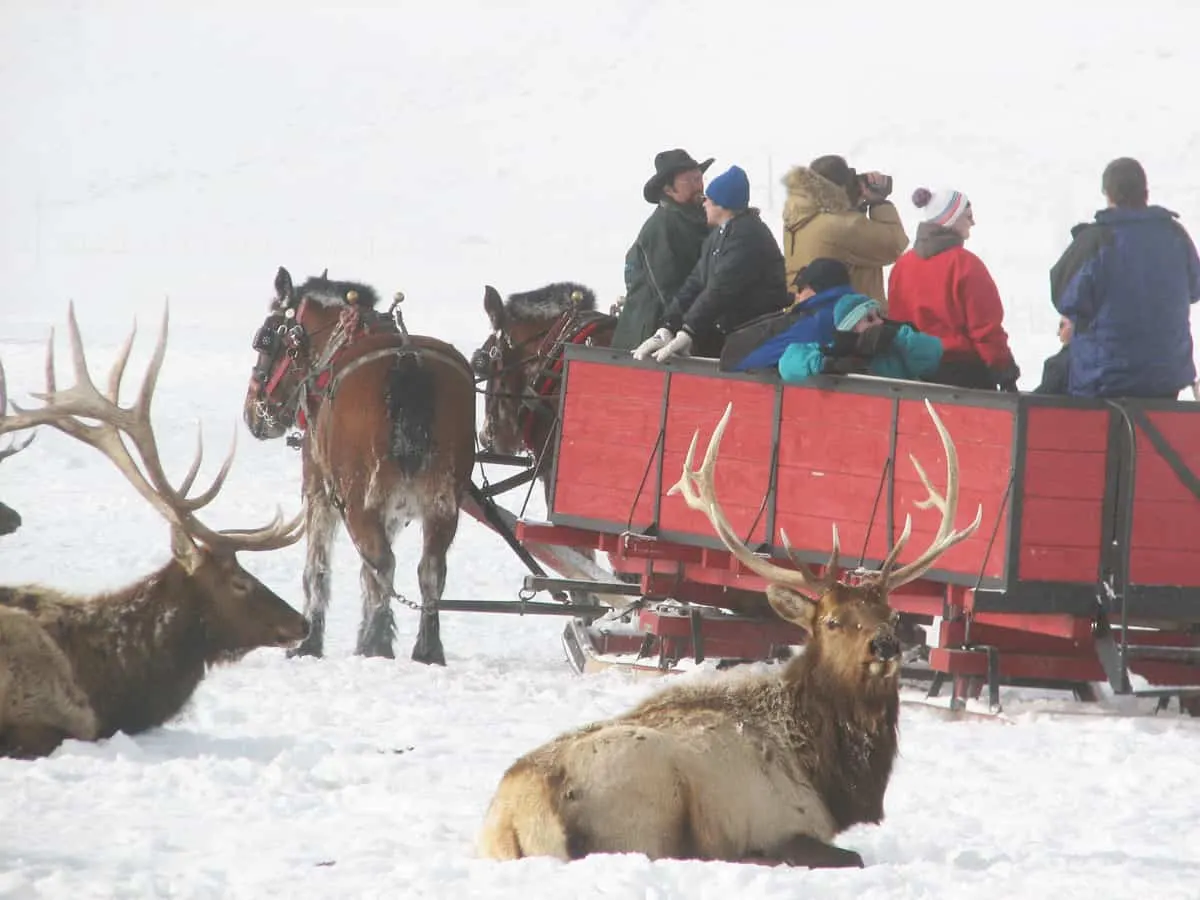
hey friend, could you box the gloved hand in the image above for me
[824,331,860,358]
[632,327,672,361]
[821,354,867,375]
[854,321,900,357]
[994,362,1021,393]
[652,330,693,363]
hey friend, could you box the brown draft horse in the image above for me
[472,282,617,504]
[243,268,476,664]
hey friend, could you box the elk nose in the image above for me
[869,633,900,662]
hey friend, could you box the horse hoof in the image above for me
[411,644,446,666]
[287,641,324,659]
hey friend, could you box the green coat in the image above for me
[612,199,711,349]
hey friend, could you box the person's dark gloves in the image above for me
[825,331,860,357]
[821,354,867,375]
[854,321,900,357]
[994,361,1021,393]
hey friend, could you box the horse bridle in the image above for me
[474,309,613,449]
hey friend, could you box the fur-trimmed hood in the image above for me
[782,166,853,229]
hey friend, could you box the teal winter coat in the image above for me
[778,324,943,383]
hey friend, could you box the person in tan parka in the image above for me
[781,154,910,309]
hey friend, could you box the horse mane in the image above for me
[505,282,597,323]
[295,274,382,309]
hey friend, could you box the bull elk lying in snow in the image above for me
[478,398,982,869]
[0,303,309,759]
[0,359,35,536]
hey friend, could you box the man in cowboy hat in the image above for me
[612,148,715,349]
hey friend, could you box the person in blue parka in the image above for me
[778,292,943,382]
[728,257,856,372]
[1051,157,1200,399]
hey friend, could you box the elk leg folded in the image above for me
[765,833,865,869]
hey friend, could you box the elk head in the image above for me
[0,358,35,536]
[669,398,982,694]
[0,302,310,654]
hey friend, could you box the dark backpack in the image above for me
[719,291,844,372]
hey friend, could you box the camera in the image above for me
[857,172,893,199]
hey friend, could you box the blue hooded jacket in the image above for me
[1053,205,1200,398]
[728,285,851,372]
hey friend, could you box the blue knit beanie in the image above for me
[833,293,881,331]
[705,165,750,211]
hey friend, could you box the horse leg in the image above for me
[291,484,339,659]
[350,511,401,659]
[411,508,458,666]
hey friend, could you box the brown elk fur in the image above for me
[478,400,980,868]
[0,606,97,758]
[0,553,310,746]
[243,268,476,663]
[0,303,309,759]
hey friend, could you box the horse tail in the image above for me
[383,353,436,476]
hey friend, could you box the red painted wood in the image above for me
[553,361,665,522]
[1025,407,1108,451]
[1022,449,1107,498]
[1128,547,1200,587]
[1019,497,1103,548]
[1017,545,1101,582]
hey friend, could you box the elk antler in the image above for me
[668,403,841,599]
[878,398,983,590]
[4,302,304,555]
[0,358,36,462]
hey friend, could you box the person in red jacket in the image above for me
[887,187,1020,391]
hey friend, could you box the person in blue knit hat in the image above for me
[777,291,943,382]
[632,165,791,362]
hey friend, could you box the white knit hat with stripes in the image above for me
[912,187,970,227]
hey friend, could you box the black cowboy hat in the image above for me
[643,149,715,204]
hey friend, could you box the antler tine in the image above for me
[778,525,840,591]
[884,399,984,590]
[209,501,308,552]
[0,358,36,461]
[7,306,191,532]
[668,403,833,596]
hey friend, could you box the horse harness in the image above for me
[256,296,469,449]
[478,307,615,451]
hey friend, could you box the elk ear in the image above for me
[275,267,294,304]
[484,286,506,331]
[766,585,818,631]
[170,526,204,575]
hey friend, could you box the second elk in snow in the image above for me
[0,303,309,759]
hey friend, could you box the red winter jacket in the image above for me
[886,235,1016,375]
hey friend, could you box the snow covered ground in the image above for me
[3,2,1200,897]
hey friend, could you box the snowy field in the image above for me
[3,1,1200,897]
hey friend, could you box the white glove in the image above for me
[653,330,693,363]
[632,327,673,361]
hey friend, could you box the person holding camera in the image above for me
[781,154,909,308]
[776,292,943,383]
[886,186,1021,392]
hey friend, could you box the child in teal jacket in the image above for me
[778,293,943,382]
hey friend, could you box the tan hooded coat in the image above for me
[781,167,910,308]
